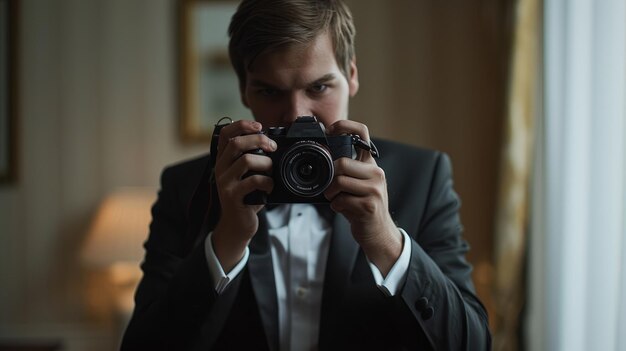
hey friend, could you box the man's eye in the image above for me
[309,84,328,93]
[259,88,279,97]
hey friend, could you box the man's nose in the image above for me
[281,92,312,123]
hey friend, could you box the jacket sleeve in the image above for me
[121,164,242,350]
[398,152,491,350]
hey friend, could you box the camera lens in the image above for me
[299,164,314,178]
[293,158,319,184]
[280,141,334,197]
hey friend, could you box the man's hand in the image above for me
[324,120,402,276]
[212,120,276,272]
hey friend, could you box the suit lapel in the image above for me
[248,211,279,351]
[318,213,359,349]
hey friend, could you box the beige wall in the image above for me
[348,0,511,318]
[0,0,510,347]
[0,0,207,348]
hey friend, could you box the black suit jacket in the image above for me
[121,139,491,350]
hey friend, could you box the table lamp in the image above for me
[81,187,156,315]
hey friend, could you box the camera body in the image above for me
[246,116,354,204]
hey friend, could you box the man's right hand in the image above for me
[211,120,276,272]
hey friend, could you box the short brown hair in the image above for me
[228,0,356,87]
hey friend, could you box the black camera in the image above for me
[211,116,378,204]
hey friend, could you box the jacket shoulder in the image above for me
[373,138,446,170]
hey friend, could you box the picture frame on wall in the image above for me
[178,0,252,143]
[0,0,17,184]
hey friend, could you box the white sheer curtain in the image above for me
[527,0,626,350]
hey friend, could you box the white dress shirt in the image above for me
[205,204,412,351]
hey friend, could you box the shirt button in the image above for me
[296,286,308,298]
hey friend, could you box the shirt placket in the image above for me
[288,204,311,349]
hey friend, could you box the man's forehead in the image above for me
[246,32,335,66]
[246,33,339,75]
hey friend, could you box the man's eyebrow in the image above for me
[311,73,336,85]
[248,74,337,88]
[249,79,278,88]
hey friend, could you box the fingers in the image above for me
[327,120,373,162]
[220,153,273,181]
[333,157,375,179]
[217,120,262,155]
[328,192,383,217]
[217,134,276,166]
[216,153,274,207]
[327,119,371,142]
[216,132,277,173]
[214,120,277,207]
[216,120,275,159]
[322,124,384,199]
[220,174,274,203]
[324,158,386,201]
[216,144,274,206]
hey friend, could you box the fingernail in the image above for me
[270,140,277,150]
[252,121,261,130]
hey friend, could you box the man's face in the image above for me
[241,32,359,128]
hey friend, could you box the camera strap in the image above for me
[209,117,233,182]
[206,117,234,228]
[352,135,380,158]
[183,117,232,255]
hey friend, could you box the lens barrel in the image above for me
[280,141,334,197]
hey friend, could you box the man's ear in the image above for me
[348,58,359,97]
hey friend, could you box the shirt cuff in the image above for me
[204,231,250,294]
[368,228,412,296]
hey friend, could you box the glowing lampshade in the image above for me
[82,187,156,267]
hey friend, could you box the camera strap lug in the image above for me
[351,135,380,158]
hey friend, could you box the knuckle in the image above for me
[336,157,350,169]
[256,135,269,148]
[361,124,369,135]
[240,176,254,189]
[228,136,241,147]
[373,166,385,180]
[250,175,263,186]
[264,136,274,149]
[362,200,377,214]
[219,184,234,198]
[240,153,255,164]
[250,175,272,192]
[244,174,262,187]
[336,175,349,188]
[371,185,384,199]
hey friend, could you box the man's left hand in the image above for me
[324,120,403,276]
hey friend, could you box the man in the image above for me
[122,0,491,350]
